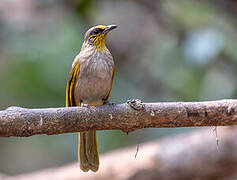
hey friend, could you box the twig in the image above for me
[213,126,219,151]
[135,143,139,159]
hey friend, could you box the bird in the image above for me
[66,24,117,172]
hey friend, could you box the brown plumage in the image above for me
[66,25,117,172]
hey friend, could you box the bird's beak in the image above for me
[103,25,117,34]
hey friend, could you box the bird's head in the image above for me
[84,24,117,52]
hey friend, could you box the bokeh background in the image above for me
[0,0,237,176]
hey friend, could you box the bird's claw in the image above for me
[127,99,145,111]
[81,103,89,108]
[103,100,115,106]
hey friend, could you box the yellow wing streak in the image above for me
[66,63,80,107]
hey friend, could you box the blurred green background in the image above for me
[0,0,237,175]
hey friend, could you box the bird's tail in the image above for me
[78,130,99,172]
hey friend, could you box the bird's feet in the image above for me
[127,99,144,111]
[81,103,89,108]
[103,100,115,106]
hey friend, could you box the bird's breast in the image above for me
[74,51,114,105]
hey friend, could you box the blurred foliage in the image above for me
[0,0,237,175]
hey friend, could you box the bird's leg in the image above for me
[103,99,115,106]
[81,103,89,108]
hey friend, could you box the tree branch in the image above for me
[6,127,237,180]
[1,99,237,137]
[0,173,7,180]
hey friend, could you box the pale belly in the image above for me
[74,59,113,105]
[75,76,112,105]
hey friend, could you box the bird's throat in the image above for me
[92,34,107,52]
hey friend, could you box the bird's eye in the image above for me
[93,28,102,35]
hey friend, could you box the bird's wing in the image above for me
[104,67,115,102]
[66,60,80,107]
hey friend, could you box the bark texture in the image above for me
[5,127,237,180]
[1,99,237,137]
